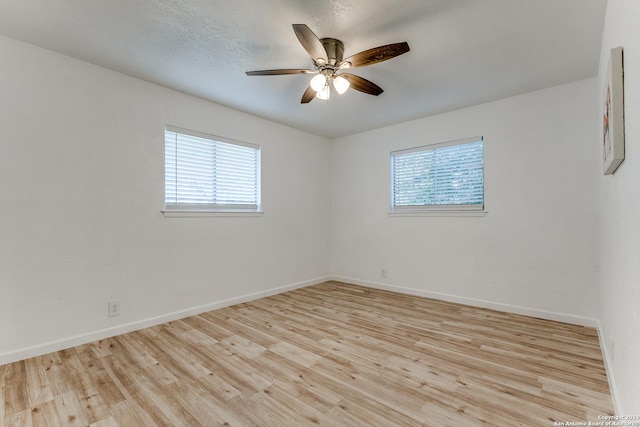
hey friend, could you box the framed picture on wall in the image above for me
[602,46,625,175]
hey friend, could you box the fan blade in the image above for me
[292,24,328,64]
[246,69,315,76]
[340,73,383,96]
[301,85,316,103]
[339,42,410,69]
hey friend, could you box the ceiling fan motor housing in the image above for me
[320,38,344,66]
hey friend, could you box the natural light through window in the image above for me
[164,126,261,214]
[390,136,484,213]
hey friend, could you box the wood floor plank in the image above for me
[23,356,54,410]
[53,350,110,425]
[249,384,327,426]
[3,361,28,416]
[99,355,172,426]
[90,416,119,427]
[73,346,126,409]
[1,281,614,426]
[0,364,5,422]
[6,409,34,427]
[107,400,148,426]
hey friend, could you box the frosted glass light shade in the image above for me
[316,85,330,100]
[333,75,350,94]
[310,74,327,91]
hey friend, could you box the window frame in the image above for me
[389,136,485,216]
[162,125,262,217]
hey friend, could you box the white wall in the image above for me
[3,10,636,411]
[330,79,600,324]
[0,35,331,363]
[597,0,640,415]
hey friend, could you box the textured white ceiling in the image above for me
[0,0,607,138]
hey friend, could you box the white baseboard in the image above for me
[596,322,623,415]
[0,276,330,366]
[330,276,600,327]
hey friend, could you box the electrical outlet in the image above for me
[108,300,121,317]
[380,268,387,278]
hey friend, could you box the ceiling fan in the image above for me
[246,24,410,103]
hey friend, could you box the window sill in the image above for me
[388,210,487,217]
[162,209,264,218]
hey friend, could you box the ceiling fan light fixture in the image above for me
[316,84,330,100]
[246,24,410,104]
[333,75,350,94]
[310,74,327,91]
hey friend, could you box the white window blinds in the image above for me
[391,137,484,211]
[165,126,260,211]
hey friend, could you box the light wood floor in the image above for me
[2,281,613,426]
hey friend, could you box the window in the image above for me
[390,136,484,213]
[164,126,261,213]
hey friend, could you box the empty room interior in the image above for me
[1,0,639,425]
